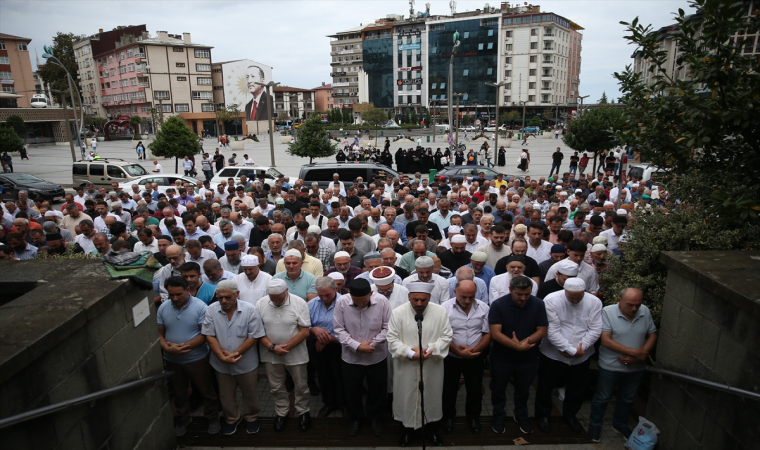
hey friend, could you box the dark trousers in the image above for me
[535,353,591,419]
[165,355,221,421]
[490,357,539,421]
[589,368,644,430]
[442,354,485,420]
[549,162,561,177]
[342,358,387,420]
[313,342,345,407]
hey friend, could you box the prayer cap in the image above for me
[327,272,344,281]
[592,244,608,253]
[45,232,63,242]
[550,244,566,254]
[285,249,303,259]
[215,280,238,292]
[592,236,608,246]
[415,256,434,268]
[564,278,586,292]
[349,279,372,297]
[364,251,382,262]
[556,259,579,276]
[42,221,57,231]
[451,235,466,244]
[308,225,322,234]
[224,241,240,251]
[240,255,259,267]
[369,266,395,286]
[266,279,288,295]
[448,225,462,234]
[616,209,628,216]
[514,224,527,233]
[470,252,488,263]
[334,251,350,260]
[407,282,435,294]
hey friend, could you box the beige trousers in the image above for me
[264,362,310,417]
[215,368,260,424]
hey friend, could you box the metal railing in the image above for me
[646,367,760,402]
[0,371,173,430]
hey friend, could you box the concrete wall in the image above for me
[647,251,760,450]
[0,259,174,450]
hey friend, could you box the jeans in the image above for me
[569,165,578,176]
[549,162,561,177]
[203,169,213,182]
[486,157,495,168]
[589,368,644,430]
[490,357,539,421]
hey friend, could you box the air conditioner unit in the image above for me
[145,65,151,69]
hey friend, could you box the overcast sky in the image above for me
[2,0,690,104]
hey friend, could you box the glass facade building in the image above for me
[363,37,394,108]
[427,18,499,106]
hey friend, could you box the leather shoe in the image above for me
[430,431,444,446]
[299,412,311,431]
[443,417,454,433]
[273,415,287,432]
[348,419,361,437]
[318,405,339,418]
[370,418,382,437]
[564,415,583,433]
[538,417,551,433]
[398,430,413,447]
[469,418,481,434]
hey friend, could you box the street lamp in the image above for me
[578,95,590,118]
[42,45,84,152]
[515,100,527,136]
[485,81,508,163]
[452,93,466,149]
[447,31,461,138]
[255,80,281,167]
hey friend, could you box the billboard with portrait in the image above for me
[221,59,274,122]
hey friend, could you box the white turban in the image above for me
[406,282,435,294]
[555,259,579,276]
[415,256,434,268]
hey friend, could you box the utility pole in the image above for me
[486,81,507,164]
[453,93,465,149]
[256,80,281,167]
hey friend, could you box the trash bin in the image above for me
[429,169,437,183]
[381,131,384,136]
[426,136,430,143]
[517,133,521,140]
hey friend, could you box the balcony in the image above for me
[542,74,553,78]
[544,33,554,37]
[542,87,552,91]
[0,79,14,85]
[542,60,553,65]
[541,100,551,103]
[135,53,145,59]
[543,47,554,51]
[139,82,150,88]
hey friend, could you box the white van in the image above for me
[434,124,450,132]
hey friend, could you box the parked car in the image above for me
[460,125,479,132]
[299,162,399,190]
[435,165,507,182]
[519,126,540,133]
[484,125,507,132]
[121,174,204,192]
[72,158,148,187]
[627,163,669,182]
[0,173,66,202]
[210,166,285,187]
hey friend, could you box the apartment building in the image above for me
[273,86,315,119]
[313,83,333,111]
[328,27,363,109]
[0,33,35,107]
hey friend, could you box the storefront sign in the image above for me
[397,79,424,85]
[398,66,423,72]
[399,89,422,96]
[398,43,421,51]
[398,29,422,36]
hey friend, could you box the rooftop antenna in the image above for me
[425,2,431,15]
[409,0,415,17]
[450,0,457,15]
[485,3,490,12]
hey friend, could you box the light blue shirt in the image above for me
[15,243,38,260]
[308,296,337,336]
[213,232,236,248]
[447,276,490,304]
[273,270,317,300]
[374,220,408,244]
[202,299,266,375]
[201,270,236,286]
[157,296,209,364]
[599,304,657,373]
[465,263,496,289]
[186,229,209,241]
[429,210,460,230]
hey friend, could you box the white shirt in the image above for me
[94,213,122,232]
[153,164,163,174]
[489,273,538,301]
[539,290,603,365]
[133,238,159,253]
[73,194,90,206]
[234,271,272,304]
[544,260,600,294]
[232,220,254,244]
[75,233,96,253]
[184,249,218,274]
[306,214,329,230]
[527,239,553,264]
[402,273,450,305]
[465,235,489,254]
[600,228,625,251]
[442,298,490,358]
[257,293,311,365]
[244,158,255,166]
[200,224,221,237]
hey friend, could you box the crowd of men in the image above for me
[0,162,662,446]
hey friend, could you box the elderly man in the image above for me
[536,278,602,434]
[537,259,579,298]
[307,277,345,420]
[374,208,407,245]
[157,276,221,437]
[446,266,489,304]
[60,203,92,236]
[354,251,403,285]
[441,280,491,434]
[153,245,186,305]
[332,276,392,437]
[202,259,236,286]
[402,256,450,305]
[325,251,363,287]
[588,288,657,442]
[212,220,236,248]
[490,255,539,300]
[202,280,266,435]
[466,251,495,289]
[71,220,96,253]
[219,241,243,274]
[257,279,312,431]
[185,240,217,274]
[273,249,318,300]
[387,282,453,447]
[228,254,270,303]
[488,275,548,435]
[398,240,436,274]
[275,240,323,279]
[463,223,488,253]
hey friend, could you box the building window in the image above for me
[487,42,494,49]
[177,76,187,81]
[531,42,538,49]
[154,91,170,100]
[529,69,537,75]
[108,56,113,63]
[119,66,127,74]
[176,62,186,68]
[0,42,5,50]
[505,70,511,77]
[431,83,437,89]
[463,32,470,39]
[214,85,223,90]
[505,44,513,51]
[128,63,135,72]
[194,49,210,58]
[528,95,535,102]
[196,64,211,71]
[127,49,133,57]
[175,104,190,112]
[2,86,15,93]
[161,104,172,112]
[488,29,494,36]
[505,83,511,89]
[487,68,493,75]
[173,47,184,52]
[478,43,484,50]
[505,95,511,102]
[505,57,511,64]
[530,55,537,62]
[201,104,215,112]
[192,91,213,100]
[0,56,8,64]
[142,105,151,112]
[17,42,28,51]
[505,31,513,38]
[440,82,446,89]
[130,77,137,86]
[529,82,536,89]
[197,77,212,85]
[110,69,115,76]
[531,29,538,36]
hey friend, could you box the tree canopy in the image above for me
[215,104,241,135]
[562,106,624,171]
[361,106,389,147]
[5,115,25,138]
[149,116,201,172]
[0,126,24,154]
[286,114,337,163]
[37,32,81,107]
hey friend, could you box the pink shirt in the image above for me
[333,292,391,366]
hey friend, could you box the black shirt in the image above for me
[249,227,272,248]
[552,151,564,163]
[394,243,410,255]
[494,254,541,279]
[569,156,579,167]
[405,220,442,241]
[439,249,472,274]
[153,252,169,266]
[538,258,557,283]
[394,265,411,279]
[537,278,563,299]
[284,199,303,215]
[345,196,361,208]
[489,294,548,363]
[213,154,225,171]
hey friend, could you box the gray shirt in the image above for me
[202,300,266,375]
[599,304,656,372]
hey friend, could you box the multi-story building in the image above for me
[328,27,363,109]
[313,83,333,111]
[361,20,394,108]
[273,86,315,119]
[73,25,147,117]
[0,33,35,107]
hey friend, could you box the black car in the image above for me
[435,165,507,182]
[0,173,66,203]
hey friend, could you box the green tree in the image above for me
[387,109,393,121]
[500,110,521,128]
[149,116,201,172]
[38,32,81,107]
[215,103,241,135]
[598,91,609,104]
[128,115,143,135]
[361,106,389,147]
[286,115,337,163]
[0,125,24,154]
[5,115,25,139]
[410,109,418,125]
[562,106,624,172]
[341,108,351,124]
[528,116,542,127]
[615,0,760,214]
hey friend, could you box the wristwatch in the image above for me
[269,343,276,352]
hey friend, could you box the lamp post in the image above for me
[42,46,84,152]
[578,95,590,118]
[485,81,507,164]
[255,80,281,167]
[448,31,461,139]
[516,100,527,138]
[50,88,78,162]
[452,93,465,149]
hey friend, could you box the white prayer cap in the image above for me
[592,244,608,253]
[451,235,467,244]
[240,255,259,267]
[308,225,322,234]
[592,236,608,246]
[564,278,586,292]
[211,202,221,208]
[334,251,350,260]
[415,256,434,268]
[616,209,628,216]
[470,251,488,263]
[448,225,462,234]
[556,259,579,276]
[406,282,435,294]
[285,249,302,260]
[266,279,288,295]
[369,266,396,286]
[215,280,238,292]
[604,201,614,207]
[327,272,345,281]
[44,210,57,217]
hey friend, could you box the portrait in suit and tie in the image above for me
[244,65,273,121]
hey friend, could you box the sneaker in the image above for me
[222,417,242,436]
[588,425,602,443]
[174,416,192,437]
[513,416,534,434]
[246,420,260,434]
[613,425,632,440]
[207,417,221,435]
[491,417,505,434]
